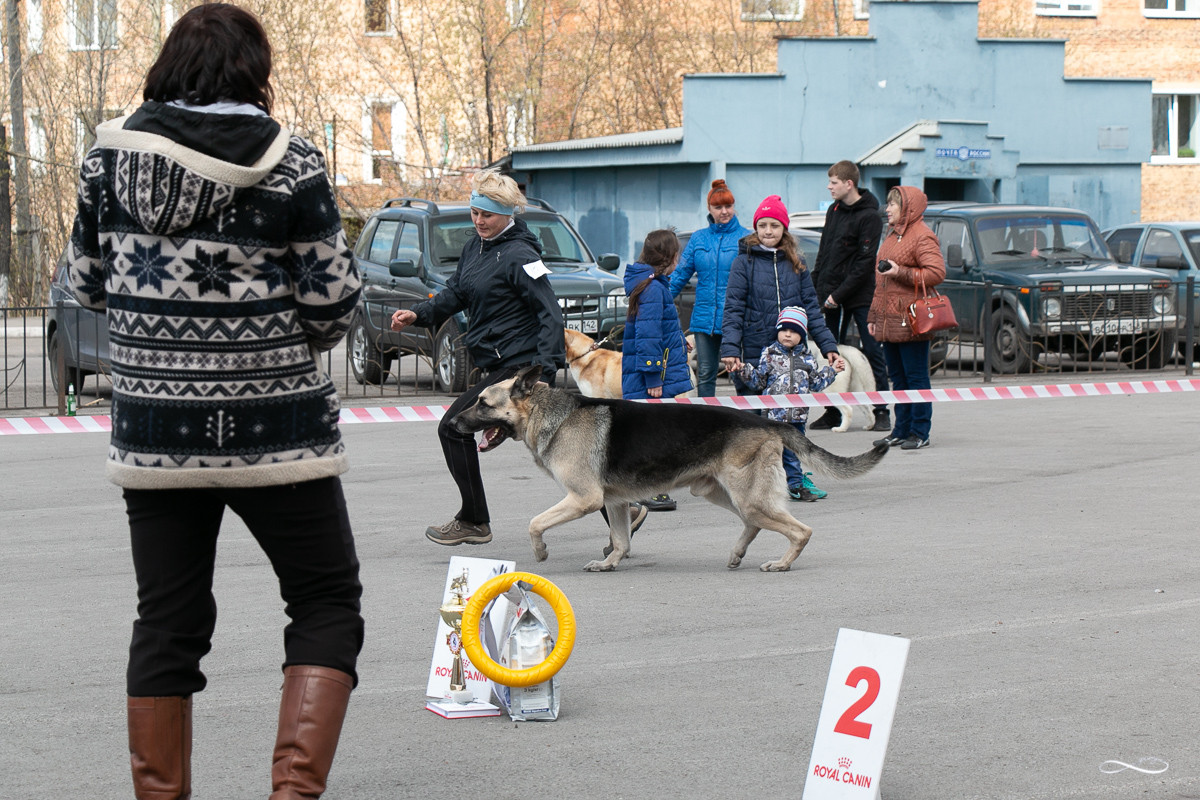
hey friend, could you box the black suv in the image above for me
[923,203,1177,372]
[348,198,623,392]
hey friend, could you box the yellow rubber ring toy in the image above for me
[460,572,576,689]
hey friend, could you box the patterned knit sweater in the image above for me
[67,101,361,489]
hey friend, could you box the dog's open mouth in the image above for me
[478,426,511,452]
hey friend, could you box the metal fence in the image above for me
[5,283,1196,414]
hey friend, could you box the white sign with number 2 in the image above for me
[802,628,910,800]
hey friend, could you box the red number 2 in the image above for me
[833,666,880,739]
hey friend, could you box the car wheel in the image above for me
[348,313,391,385]
[987,306,1035,374]
[434,320,471,394]
[1122,331,1174,370]
[47,329,89,394]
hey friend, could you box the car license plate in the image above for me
[1091,318,1142,335]
[564,319,599,333]
[565,320,581,331]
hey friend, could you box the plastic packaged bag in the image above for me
[494,581,561,721]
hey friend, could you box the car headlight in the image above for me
[1042,297,1061,319]
[606,288,628,309]
[1152,292,1174,316]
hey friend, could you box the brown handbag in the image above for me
[906,274,958,335]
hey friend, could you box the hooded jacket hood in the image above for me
[94,101,291,236]
[891,185,928,237]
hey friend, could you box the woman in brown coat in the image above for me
[867,186,945,450]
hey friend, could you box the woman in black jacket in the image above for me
[391,170,565,545]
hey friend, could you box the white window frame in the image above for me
[362,100,406,183]
[1143,0,1200,18]
[1151,89,1200,163]
[1036,0,1099,17]
[364,0,394,35]
[28,111,47,174]
[68,0,119,50]
[28,0,44,54]
[853,0,870,19]
[740,0,805,22]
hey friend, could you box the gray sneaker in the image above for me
[425,519,492,546]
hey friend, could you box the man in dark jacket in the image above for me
[810,160,891,432]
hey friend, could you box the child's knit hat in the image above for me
[753,195,789,229]
[777,305,808,335]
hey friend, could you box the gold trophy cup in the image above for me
[439,569,476,705]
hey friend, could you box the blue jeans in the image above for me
[781,420,808,488]
[691,332,722,397]
[737,381,809,488]
[882,340,932,439]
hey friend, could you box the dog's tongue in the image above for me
[478,426,506,452]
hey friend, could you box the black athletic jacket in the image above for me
[811,189,883,310]
[412,217,565,381]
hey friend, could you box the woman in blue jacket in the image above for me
[720,195,845,501]
[669,179,750,397]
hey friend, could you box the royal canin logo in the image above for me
[812,756,872,789]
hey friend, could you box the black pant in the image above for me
[439,365,529,524]
[821,304,890,402]
[124,477,364,696]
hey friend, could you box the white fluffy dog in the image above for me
[808,342,876,432]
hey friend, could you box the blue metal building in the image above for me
[508,0,1150,262]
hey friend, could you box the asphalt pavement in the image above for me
[2,381,1198,799]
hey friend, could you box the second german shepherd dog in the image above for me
[453,366,888,572]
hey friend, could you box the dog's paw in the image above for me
[727,554,742,569]
[759,560,792,572]
[532,543,549,562]
[583,559,616,572]
[832,424,850,433]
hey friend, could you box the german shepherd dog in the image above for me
[453,366,888,572]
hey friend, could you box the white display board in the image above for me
[802,628,910,800]
[426,556,516,704]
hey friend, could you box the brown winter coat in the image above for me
[867,186,946,343]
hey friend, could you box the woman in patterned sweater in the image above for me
[67,5,363,797]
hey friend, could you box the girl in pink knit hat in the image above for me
[720,195,847,500]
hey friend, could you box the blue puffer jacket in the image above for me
[622,262,693,399]
[720,244,838,388]
[669,215,750,334]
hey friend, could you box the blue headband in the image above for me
[469,191,515,216]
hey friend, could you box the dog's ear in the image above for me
[512,365,544,398]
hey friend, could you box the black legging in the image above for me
[438,365,530,524]
[124,477,363,696]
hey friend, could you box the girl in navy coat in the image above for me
[720,195,846,500]
[622,229,693,400]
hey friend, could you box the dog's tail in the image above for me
[777,424,888,479]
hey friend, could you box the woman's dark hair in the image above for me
[143,3,274,113]
[627,229,681,319]
[746,229,805,273]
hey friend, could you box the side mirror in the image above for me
[597,253,621,272]
[946,243,965,269]
[389,258,419,278]
[1155,255,1185,269]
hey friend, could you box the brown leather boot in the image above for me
[127,695,192,800]
[270,665,354,799]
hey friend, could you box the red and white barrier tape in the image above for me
[3,378,1199,436]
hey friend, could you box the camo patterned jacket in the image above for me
[739,340,837,424]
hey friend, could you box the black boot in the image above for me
[869,407,892,432]
[809,408,842,430]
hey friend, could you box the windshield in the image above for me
[429,215,593,266]
[974,214,1111,266]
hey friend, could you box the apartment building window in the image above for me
[1152,93,1198,159]
[69,0,118,49]
[854,0,870,19]
[1144,0,1200,17]
[1036,0,1098,16]
[741,0,804,21]
[28,112,47,174]
[365,0,392,33]
[28,0,44,53]
[365,101,405,182]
